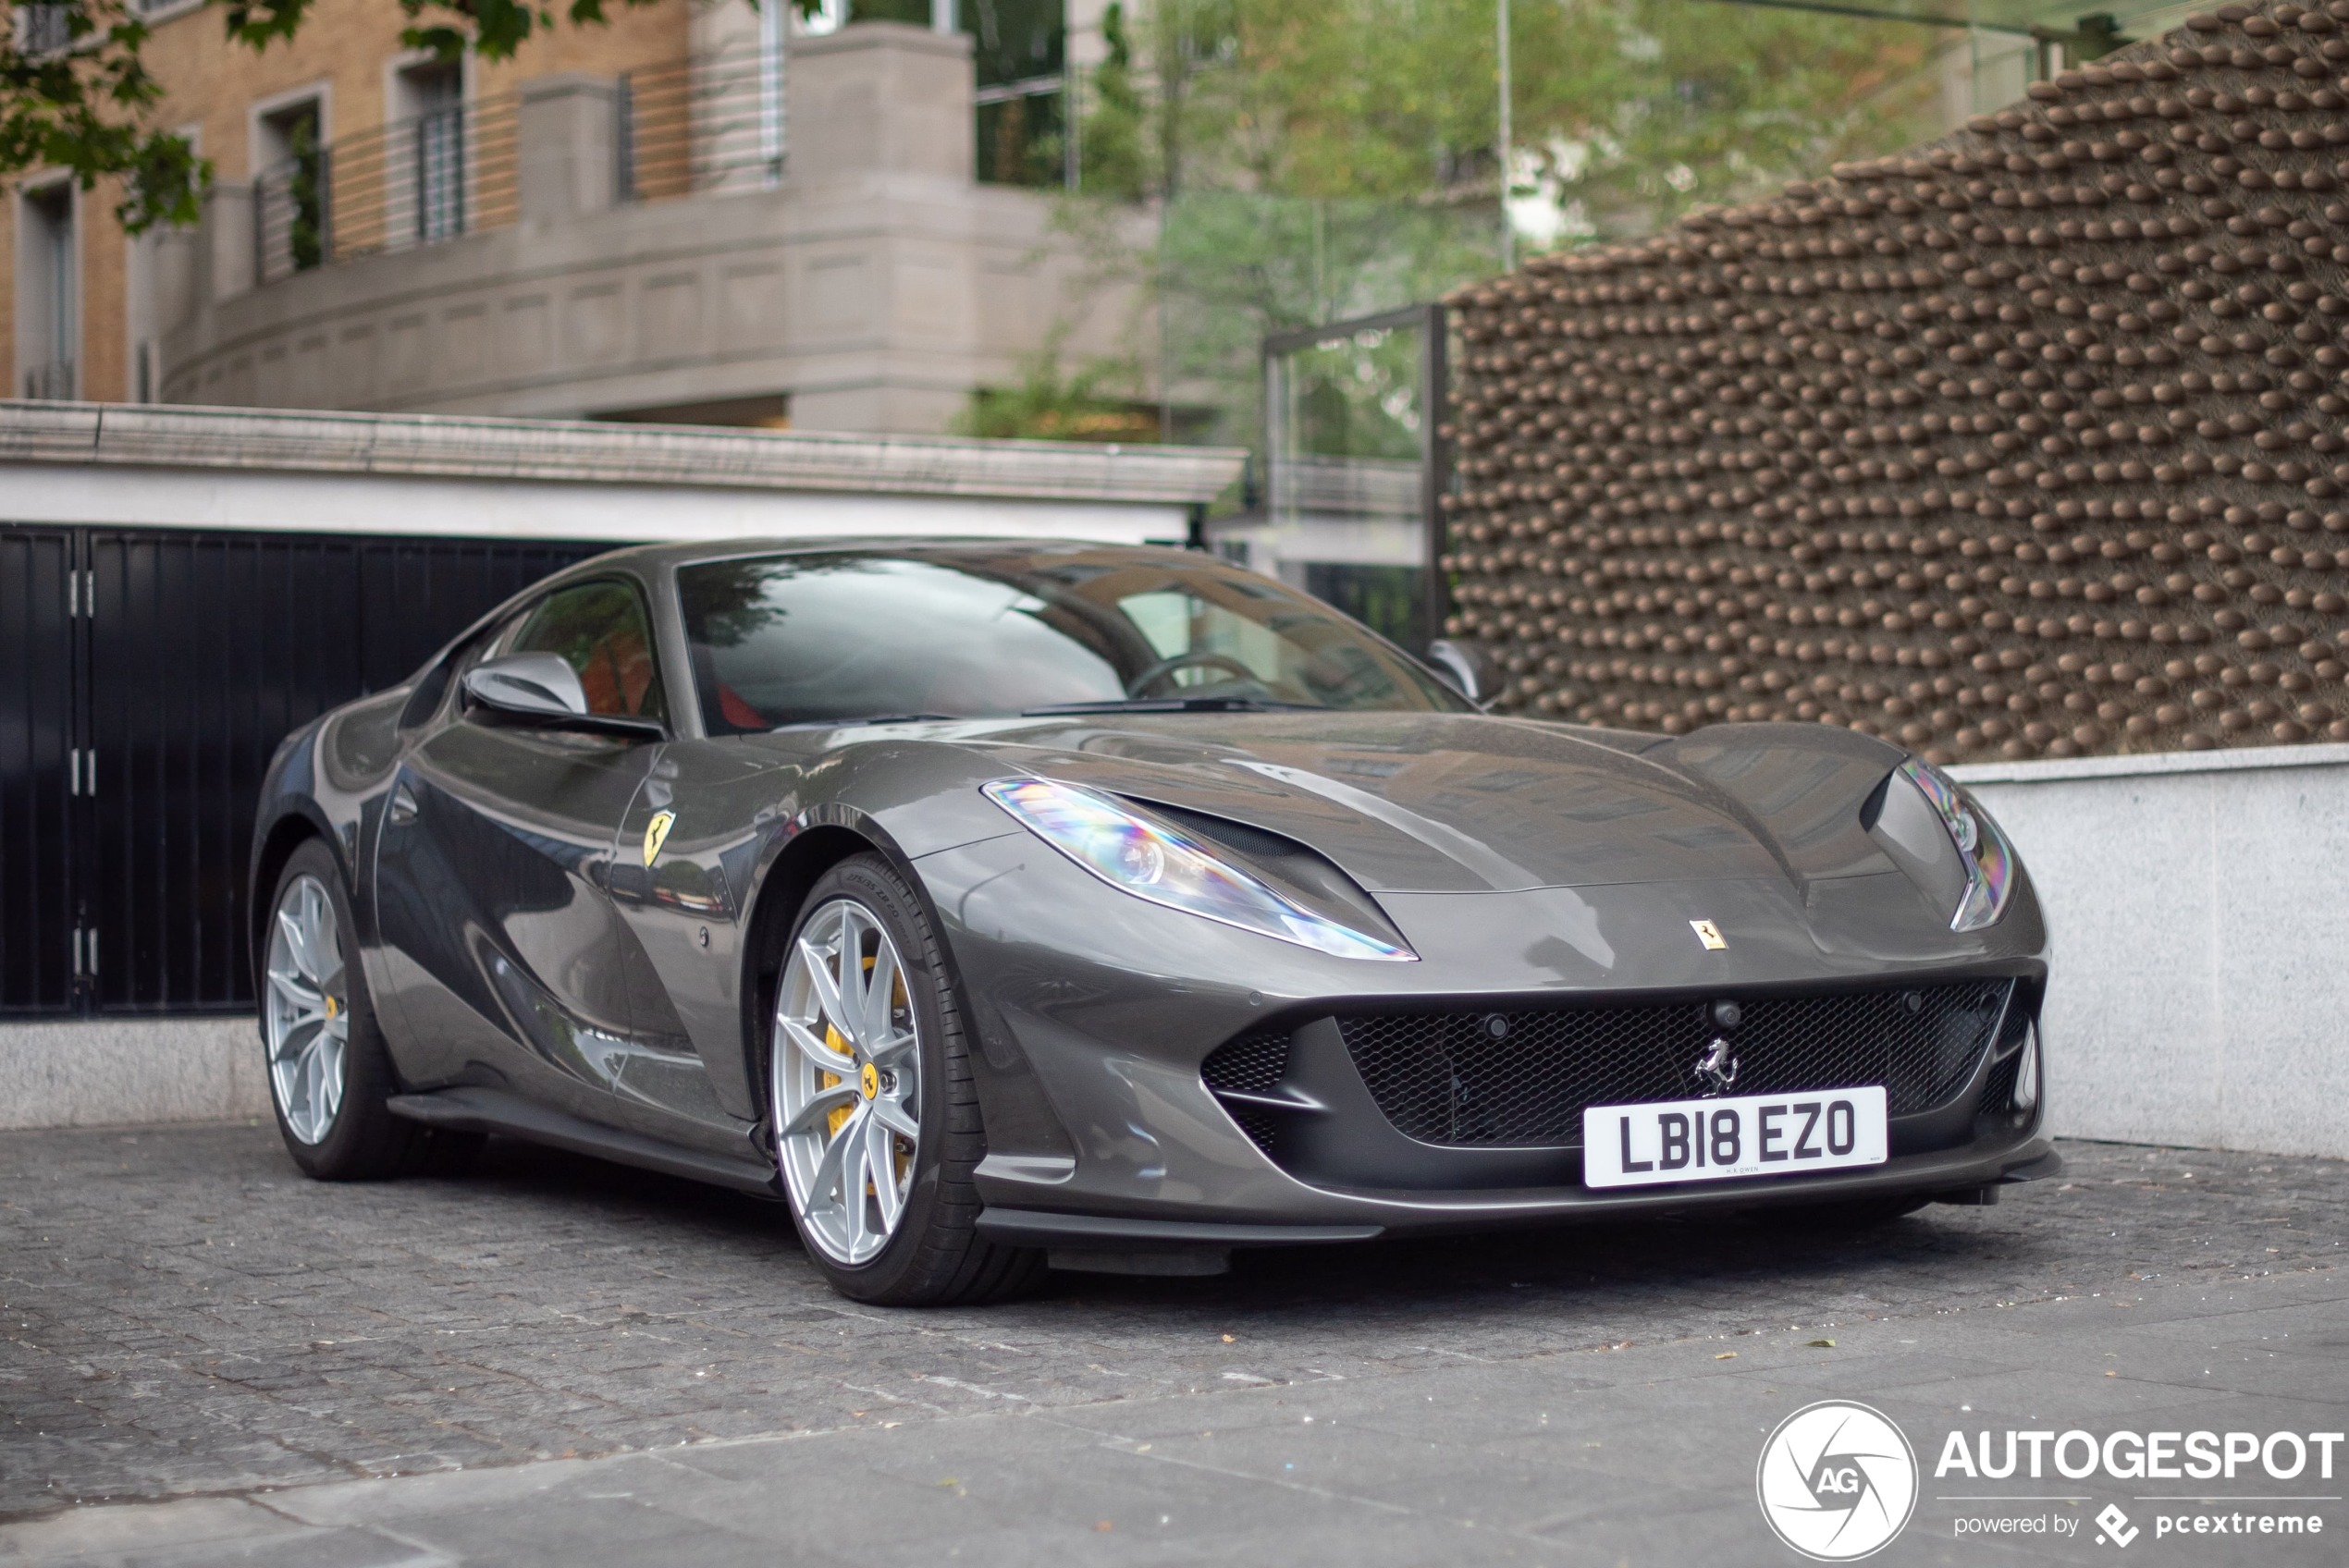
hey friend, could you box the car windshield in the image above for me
[675,546,1466,735]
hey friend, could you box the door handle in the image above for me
[389,783,419,825]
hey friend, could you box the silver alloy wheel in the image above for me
[773,898,922,1266]
[264,873,350,1145]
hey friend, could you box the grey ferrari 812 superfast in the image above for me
[251,540,2055,1304]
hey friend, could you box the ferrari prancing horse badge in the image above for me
[1689,919,1727,951]
[642,810,676,866]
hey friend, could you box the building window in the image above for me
[19,184,76,400]
[18,4,70,55]
[400,62,466,243]
[965,0,1064,188]
[255,99,327,280]
[837,0,1064,186]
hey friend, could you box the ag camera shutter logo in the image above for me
[1756,1401,1920,1561]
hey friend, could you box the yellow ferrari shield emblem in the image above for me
[859,1061,879,1100]
[1690,919,1727,951]
[642,810,676,867]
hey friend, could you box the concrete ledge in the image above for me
[1959,745,2349,1159]
[0,400,1247,506]
[1949,740,2349,786]
[0,1018,268,1131]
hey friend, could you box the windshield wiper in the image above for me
[1019,696,1328,717]
[769,712,959,730]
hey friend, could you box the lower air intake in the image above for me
[1336,979,2014,1149]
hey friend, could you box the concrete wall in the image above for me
[0,1020,266,1131]
[1954,741,2349,1158]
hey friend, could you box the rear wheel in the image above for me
[261,839,414,1180]
[770,854,1043,1305]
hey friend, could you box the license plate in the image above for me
[1581,1085,1888,1189]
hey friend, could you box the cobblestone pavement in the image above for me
[0,1124,2343,1564]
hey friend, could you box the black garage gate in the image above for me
[0,526,604,1018]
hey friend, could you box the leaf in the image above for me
[1806,1338,1836,1348]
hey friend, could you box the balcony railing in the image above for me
[21,360,78,400]
[616,48,786,202]
[253,95,521,285]
[239,40,1052,289]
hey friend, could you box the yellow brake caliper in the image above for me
[821,952,881,1148]
[820,1020,855,1140]
[820,952,912,1196]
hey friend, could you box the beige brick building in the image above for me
[5,0,1133,432]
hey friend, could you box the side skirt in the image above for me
[387,1086,784,1199]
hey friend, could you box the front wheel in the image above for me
[769,854,1043,1305]
[261,839,415,1180]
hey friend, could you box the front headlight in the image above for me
[1899,756,2016,932]
[981,778,1416,962]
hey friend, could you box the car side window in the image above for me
[504,580,667,721]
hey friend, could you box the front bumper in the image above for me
[918,832,2055,1250]
[976,1138,2061,1249]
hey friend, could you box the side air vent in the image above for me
[1199,1029,1293,1154]
[1976,1050,2023,1119]
[1200,1030,1290,1096]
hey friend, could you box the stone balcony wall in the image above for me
[157,24,1133,434]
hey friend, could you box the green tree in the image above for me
[281,108,323,269]
[950,344,1157,443]
[1081,1,1148,199]
[1061,0,1943,449]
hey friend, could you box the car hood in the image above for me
[953,712,1910,895]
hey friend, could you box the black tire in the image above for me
[771,853,1045,1306]
[261,839,416,1181]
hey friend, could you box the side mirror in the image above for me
[462,653,662,739]
[1424,638,1498,706]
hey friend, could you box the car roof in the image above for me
[558,536,1206,577]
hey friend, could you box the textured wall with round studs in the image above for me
[1441,2,2349,761]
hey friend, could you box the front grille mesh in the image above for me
[1201,1031,1290,1096]
[1977,1050,2022,1118]
[1227,1105,1282,1155]
[1336,980,2012,1148]
[1201,1031,1290,1156]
